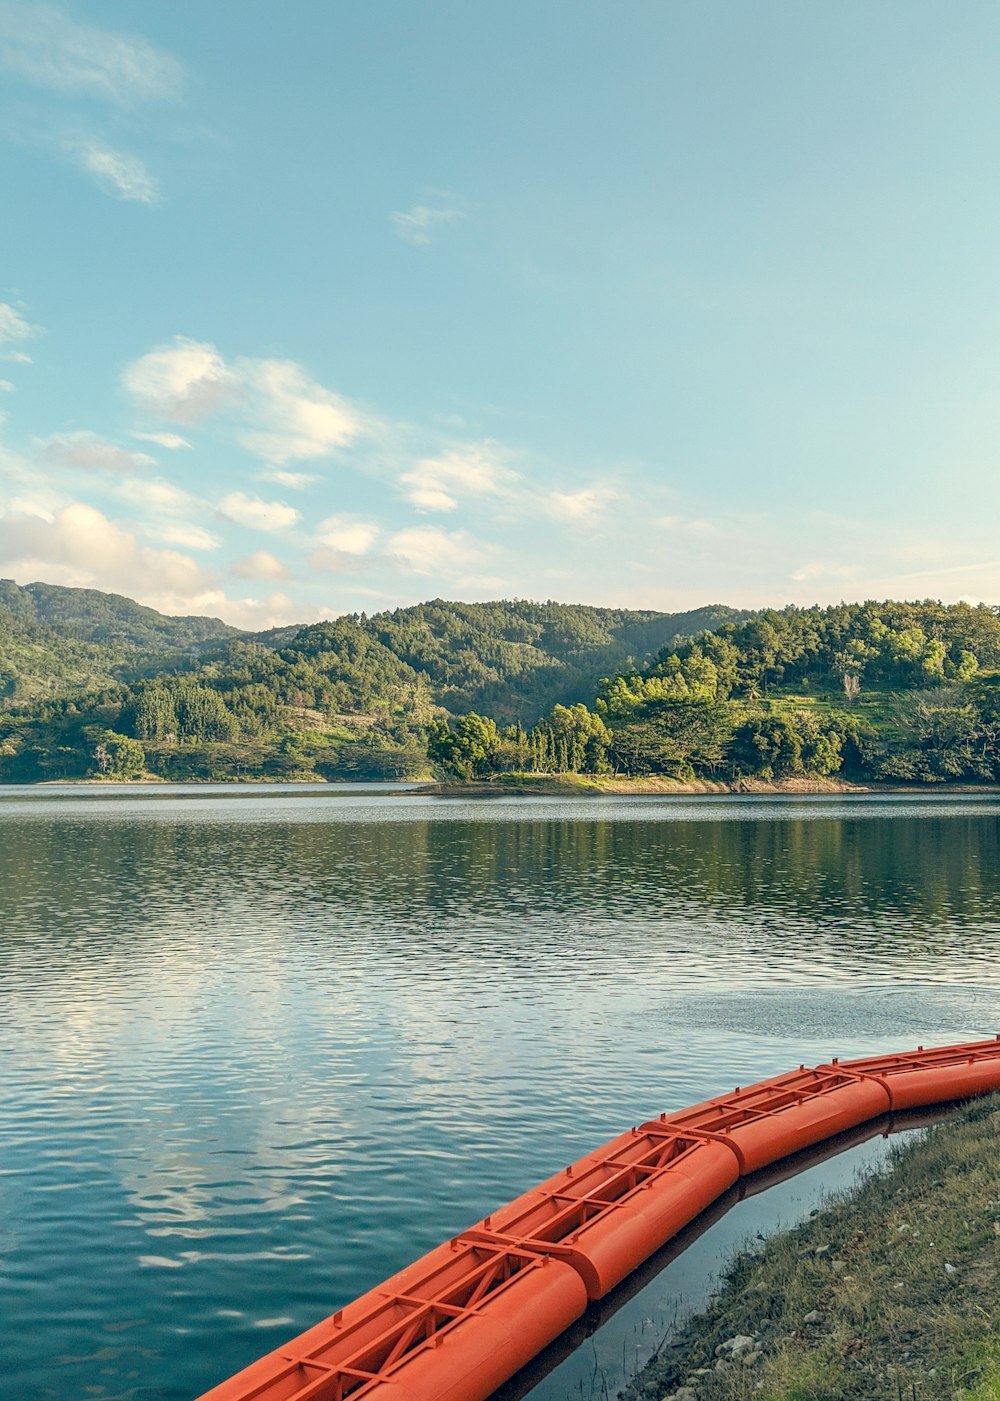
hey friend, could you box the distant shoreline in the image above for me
[16,774,1000,796]
[425,775,1000,797]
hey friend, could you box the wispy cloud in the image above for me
[37,429,154,473]
[218,491,300,533]
[259,468,319,489]
[0,301,40,357]
[391,200,464,247]
[239,358,364,465]
[315,515,379,555]
[0,4,181,204]
[401,442,516,512]
[124,337,236,422]
[388,524,486,576]
[232,550,291,581]
[115,475,220,550]
[117,477,193,512]
[156,521,221,551]
[545,483,621,523]
[132,430,191,451]
[124,337,369,465]
[75,139,159,203]
[0,2,182,104]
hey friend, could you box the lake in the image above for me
[1,786,998,1401]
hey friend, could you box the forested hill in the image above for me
[0,584,741,781]
[0,579,240,705]
[0,580,240,649]
[505,600,1000,786]
[7,588,1000,787]
[321,599,740,718]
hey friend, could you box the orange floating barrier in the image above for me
[461,1129,738,1299]
[641,1064,891,1175]
[193,1036,999,1401]
[195,1241,587,1401]
[836,1034,1000,1111]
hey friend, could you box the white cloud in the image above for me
[260,468,318,489]
[0,301,39,345]
[400,442,516,512]
[238,358,364,465]
[123,338,367,464]
[124,337,235,422]
[218,490,300,533]
[391,202,464,246]
[37,429,154,473]
[132,431,191,450]
[0,379,13,393]
[117,476,192,512]
[545,483,620,523]
[315,515,378,555]
[307,546,357,574]
[388,525,484,576]
[0,3,183,104]
[218,591,298,630]
[0,502,214,613]
[0,500,301,626]
[232,550,291,580]
[74,140,159,203]
[157,522,220,551]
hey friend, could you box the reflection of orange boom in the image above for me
[195,1035,1000,1401]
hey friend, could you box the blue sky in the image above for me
[1,1,1000,626]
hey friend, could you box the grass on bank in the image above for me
[620,1096,1000,1401]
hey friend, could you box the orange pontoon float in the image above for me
[194,1035,1000,1401]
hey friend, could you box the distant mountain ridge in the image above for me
[0,579,238,649]
[5,582,1000,788]
[0,578,241,706]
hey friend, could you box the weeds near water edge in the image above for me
[619,1096,1000,1401]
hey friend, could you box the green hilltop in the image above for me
[3,582,1000,786]
[0,582,740,781]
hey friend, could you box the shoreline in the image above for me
[620,1095,1000,1401]
[13,774,1000,796]
[420,774,1000,798]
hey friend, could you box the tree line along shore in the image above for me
[620,1095,1000,1401]
[3,581,1000,788]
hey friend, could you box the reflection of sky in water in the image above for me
[0,791,998,1400]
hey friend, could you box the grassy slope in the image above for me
[621,1096,1000,1401]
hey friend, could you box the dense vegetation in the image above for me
[0,583,737,781]
[4,585,1000,786]
[434,601,1000,785]
[0,578,238,705]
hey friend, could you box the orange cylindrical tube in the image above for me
[368,1256,587,1401]
[554,1140,739,1297]
[193,1037,1000,1401]
[724,1078,891,1172]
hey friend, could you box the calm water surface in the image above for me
[0,787,998,1401]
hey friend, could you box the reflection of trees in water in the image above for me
[2,813,999,964]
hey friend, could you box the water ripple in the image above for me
[0,791,998,1400]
